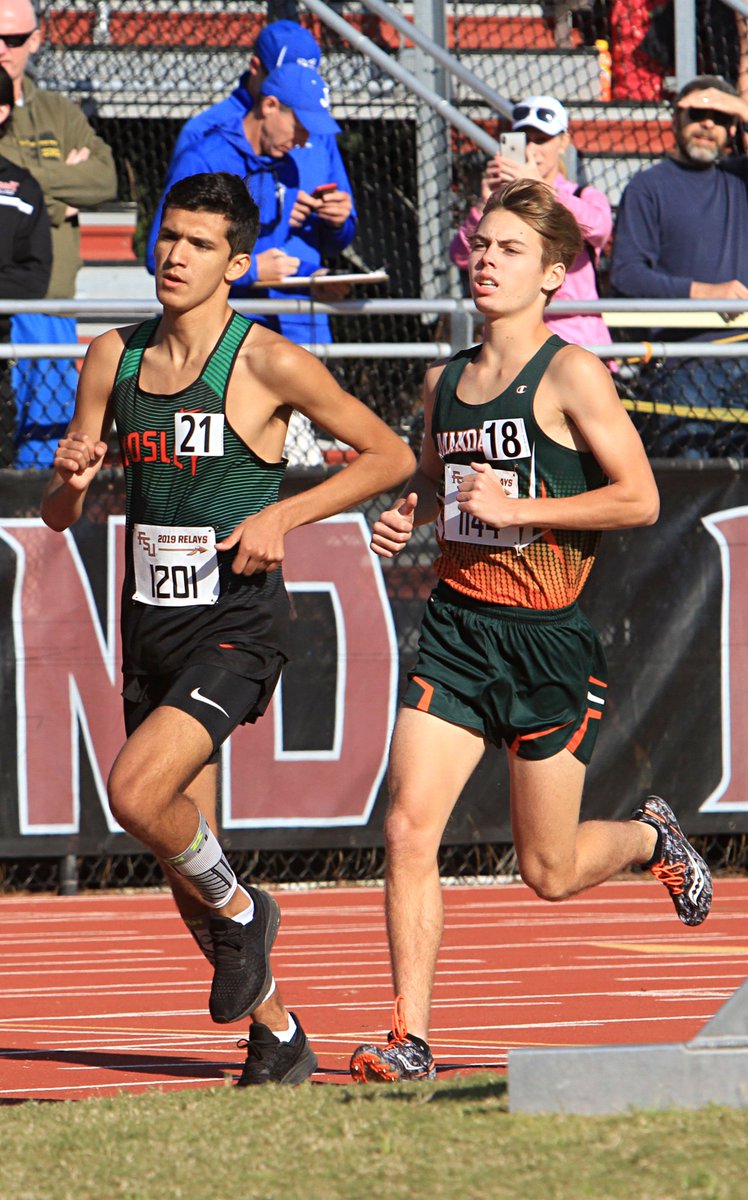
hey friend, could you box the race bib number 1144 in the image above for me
[443,464,520,547]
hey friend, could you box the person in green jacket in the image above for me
[0,0,117,298]
[0,0,117,465]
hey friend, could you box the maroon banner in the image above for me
[1,462,748,855]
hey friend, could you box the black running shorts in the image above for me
[123,654,284,762]
[121,559,291,679]
[121,559,290,761]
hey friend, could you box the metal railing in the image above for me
[3,298,748,361]
[301,0,503,156]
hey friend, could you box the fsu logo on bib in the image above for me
[133,523,220,606]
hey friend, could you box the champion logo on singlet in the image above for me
[516,385,528,394]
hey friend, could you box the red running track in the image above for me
[2,877,747,1101]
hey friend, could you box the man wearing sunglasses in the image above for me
[611,75,748,456]
[0,0,117,467]
[0,0,116,298]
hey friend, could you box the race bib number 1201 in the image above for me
[133,523,220,607]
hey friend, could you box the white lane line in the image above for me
[0,1077,224,1097]
[1,962,173,973]
[0,1008,208,1023]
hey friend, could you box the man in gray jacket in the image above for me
[0,0,117,465]
[0,0,116,297]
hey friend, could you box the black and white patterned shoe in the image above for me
[236,1014,317,1086]
[634,795,712,927]
[350,997,436,1083]
[208,886,280,1024]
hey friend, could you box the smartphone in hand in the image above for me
[499,132,527,164]
[312,183,338,197]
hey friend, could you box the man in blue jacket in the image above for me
[146,24,356,347]
[171,20,326,160]
[610,75,748,456]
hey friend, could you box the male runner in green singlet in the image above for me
[41,172,415,1086]
[349,179,712,1084]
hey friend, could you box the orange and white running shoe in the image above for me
[349,996,436,1083]
[634,795,712,927]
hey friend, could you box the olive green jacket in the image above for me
[0,77,118,298]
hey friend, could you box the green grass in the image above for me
[2,1076,746,1200]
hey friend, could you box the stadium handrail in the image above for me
[1,296,748,360]
[1,299,747,317]
[353,0,514,119]
[300,0,501,155]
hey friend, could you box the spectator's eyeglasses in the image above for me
[0,31,34,47]
[512,105,558,124]
[684,106,734,128]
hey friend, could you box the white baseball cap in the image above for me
[512,95,569,137]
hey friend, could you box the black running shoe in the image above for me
[350,996,436,1083]
[236,1014,318,1086]
[208,887,280,1024]
[633,795,713,927]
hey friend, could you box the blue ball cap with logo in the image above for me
[260,63,341,135]
[256,20,321,71]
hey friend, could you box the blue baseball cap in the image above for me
[260,63,341,135]
[256,20,321,72]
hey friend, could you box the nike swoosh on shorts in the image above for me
[189,687,230,718]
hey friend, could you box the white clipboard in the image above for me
[251,269,389,289]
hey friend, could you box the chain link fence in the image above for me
[0,0,735,468]
[0,833,745,894]
[37,0,437,450]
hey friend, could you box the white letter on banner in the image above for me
[222,514,399,828]
[1,513,399,836]
[701,507,748,811]
[0,518,125,833]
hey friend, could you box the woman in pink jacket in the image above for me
[449,95,614,357]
